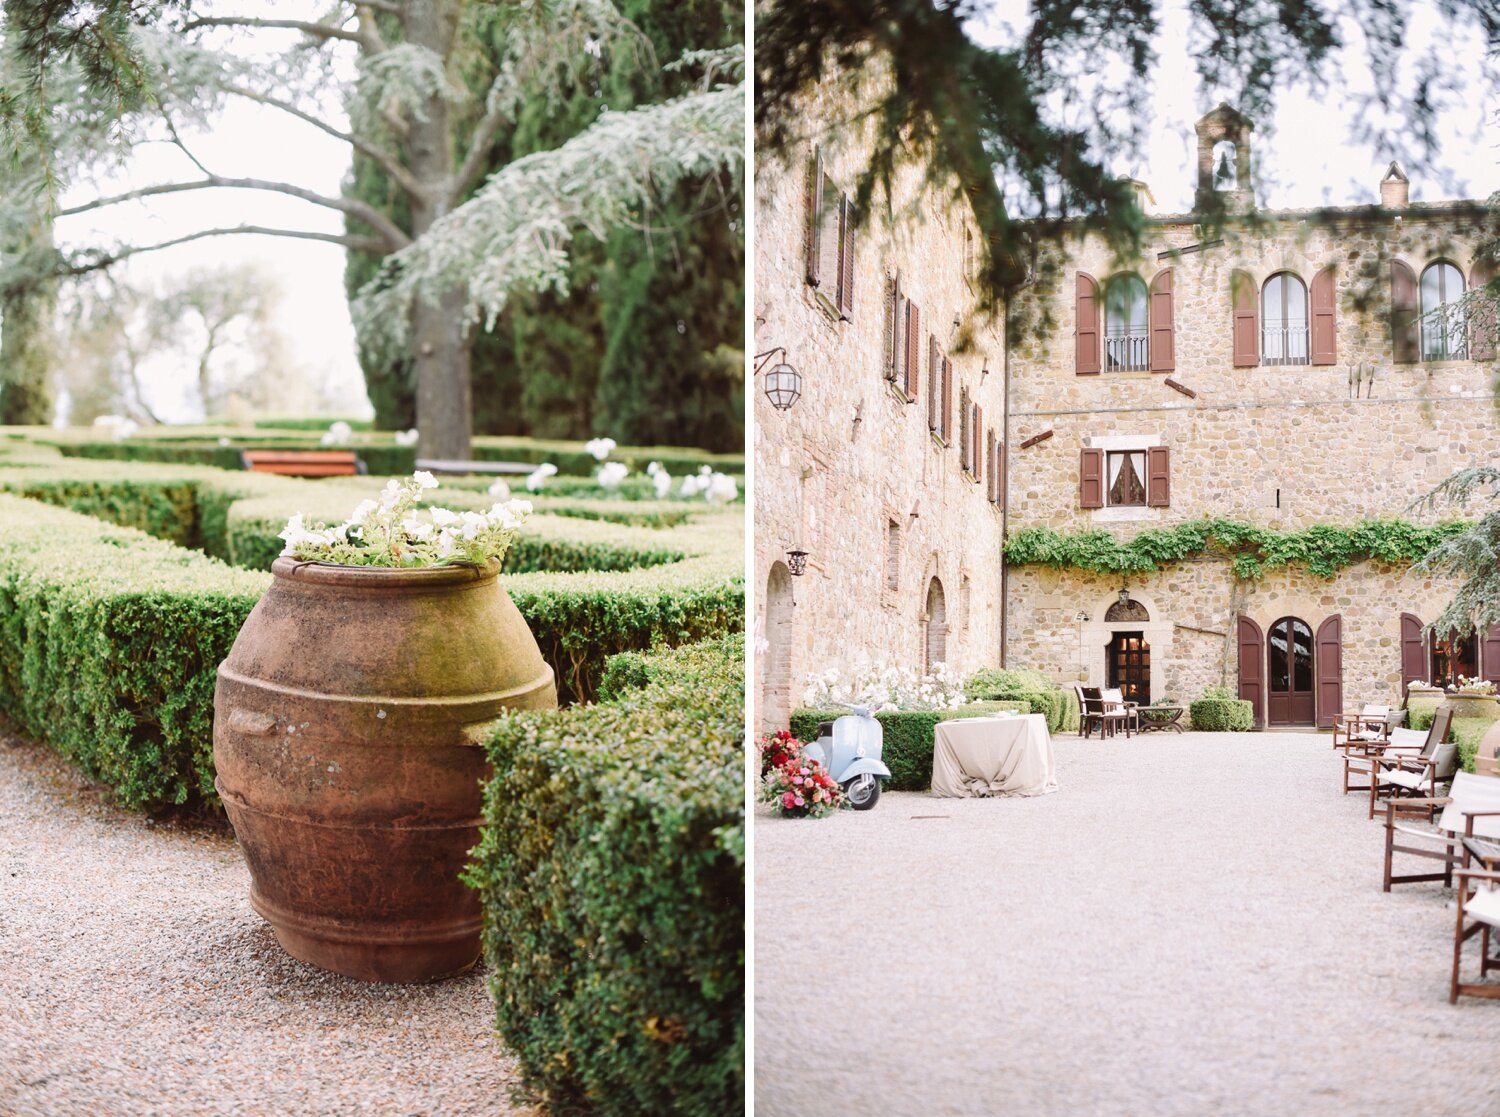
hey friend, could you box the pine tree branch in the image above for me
[63,226,389,275]
[453,97,510,200]
[180,17,365,45]
[55,176,412,249]
[222,84,425,200]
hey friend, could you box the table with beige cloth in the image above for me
[930,714,1059,798]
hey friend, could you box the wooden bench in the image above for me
[416,457,536,476]
[241,450,365,477]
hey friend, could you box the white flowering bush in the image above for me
[525,462,559,491]
[395,428,419,447]
[598,461,629,489]
[320,421,353,446]
[278,471,531,569]
[802,661,967,712]
[647,461,673,499]
[586,437,618,461]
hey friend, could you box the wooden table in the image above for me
[1136,705,1185,733]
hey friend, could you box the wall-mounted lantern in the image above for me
[786,549,809,577]
[1118,587,1132,608]
[755,347,802,412]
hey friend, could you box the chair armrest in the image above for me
[1454,868,1500,884]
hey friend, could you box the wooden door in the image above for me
[1314,615,1342,729]
[1400,613,1427,697]
[1107,632,1150,705]
[1268,616,1315,726]
[1237,615,1265,728]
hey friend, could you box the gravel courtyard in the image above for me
[755,730,1500,1116]
[0,729,534,1117]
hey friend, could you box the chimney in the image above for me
[1121,177,1156,216]
[1380,161,1409,208]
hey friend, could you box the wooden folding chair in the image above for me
[1342,706,1450,802]
[1450,836,1500,1002]
[1332,704,1390,750]
[1382,770,1500,891]
[1364,707,1454,818]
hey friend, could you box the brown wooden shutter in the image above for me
[1231,270,1258,367]
[1391,260,1419,363]
[1314,614,1343,729]
[1400,612,1427,696]
[1079,447,1104,509]
[929,338,942,434]
[838,197,855,319]
[1237,615,1265,727]
[905,302,921,398]
[987,432,997,502]
[1471,262,1495,361]
[1075,272,1100,375]
[958,385,968,465]
[1483,623,1500,685]
[998,441,1007,510]
[1310,266,1337,365]
[884,274,901,381]
[973,405,984,483]
[805,148,824,287]
[942,357,953,443]
[1146,446,1170,507]
[1149,268,1175,371]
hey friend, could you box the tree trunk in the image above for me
[404,0,472,461]
[0,273,56,426]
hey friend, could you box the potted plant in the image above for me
[214,472,556,983]
[1443,677,1500,722]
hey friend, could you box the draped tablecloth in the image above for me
[930,714,1059,798]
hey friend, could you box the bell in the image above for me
[1215,151,1234,188]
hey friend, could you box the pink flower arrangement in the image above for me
[760,752,845,819]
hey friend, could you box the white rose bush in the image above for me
[802,660,968,712]
[278,471,532,569]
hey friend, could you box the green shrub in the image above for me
[964,668,1079,733]
[1407,708,1491,773]
[466,638,743,1116]
[1188,695,1255,731]
[253,417,375,432]
[789,702,1026,790]
[0,495,268,812]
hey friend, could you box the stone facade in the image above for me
[1005,124,1500,724]
[753,113,1007,732]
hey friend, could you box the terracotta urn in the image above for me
[1442,693,1500,722]
[213,558,556,983]
[1477,721,1500,778]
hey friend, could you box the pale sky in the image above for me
[970,0,1498,214]
[55,8,371,424]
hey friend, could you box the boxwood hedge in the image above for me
[964,667,1080,734]
[465,636,744,1116]
[0,495,268,812]
[1188,696,1255,731]
[0,452,743,704]
[789,702,1026,790]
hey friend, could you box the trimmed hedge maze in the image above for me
[0,441,745,1112]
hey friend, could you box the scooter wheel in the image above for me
[842,773,881,811]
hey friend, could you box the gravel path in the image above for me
[754,730,1500,1116]
[0,729,534,1117]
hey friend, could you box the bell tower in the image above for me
[1194,103,1255,213]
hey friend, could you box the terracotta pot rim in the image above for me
[270,556,499,588]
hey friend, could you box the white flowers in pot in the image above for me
[278,471,531,568]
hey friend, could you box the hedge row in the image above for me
[0,495,268,811]
[0,447,744,699]
[964,667,1080,734]
[43,429,744,478]
[789,702,1025,790]
[1407,707,1491,774]
[466,635,744,1116]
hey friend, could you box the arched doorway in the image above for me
[760,563,795,732]
[1104,596,1151,704]
[1268,616,1315,726]
[923,577,947,671]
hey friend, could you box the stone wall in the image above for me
[1003,205,1499,718]
[753,109,1007,732]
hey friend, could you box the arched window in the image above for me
[1262,272,1309,366]
[1104,274,1149,371]
[1212,141,1238,190]
[924,577,947,671]
[1420,261,1467,361]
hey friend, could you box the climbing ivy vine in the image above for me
[1003,518,1472,581]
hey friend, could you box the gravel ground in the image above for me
[0,729,535,1117]
[754,730,1500,1116]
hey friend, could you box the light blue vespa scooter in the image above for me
[805,703,890,810]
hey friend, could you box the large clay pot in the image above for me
[1477,720,1500,778]
[214,558,556,983]
[1443,693,1500,722]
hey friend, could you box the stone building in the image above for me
[1004,104,1500,726]
[753,112,1008,732]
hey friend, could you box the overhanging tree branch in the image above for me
[63,225,389,275]
[55,175,412,249]
[223,83,425,200]
[454,97,510,199]
[180,17,365,45]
